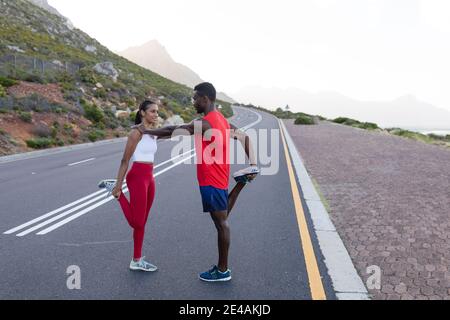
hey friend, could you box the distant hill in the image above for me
[119,40,236,104]
[234,86,450,129]
[0,0,233,156]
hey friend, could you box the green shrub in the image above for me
[56,72,74,85]
[333,117,361,126]
[332,117,347,124]
[18,111,32,123]
[0,76,18,88]
[88,129,106,142]
[63,123,73,134]
[295,114,315,125]
[95,121,106,130]
[103,111,119,130]
[0,84,6,97]
[53,107,65,114]
[55,138,64,146]
[129,111,137,122]
[358,122,379,130]
[78,68,97,85]
[333,117,379,130]
[111,81,126,91]
[273,108,296,119]
[391,129,433,143]
[120,116,133,128]
[94,88,107,99]
[51,127,58,139]
[26,138,54,149]
[121,96,136,107]
[428,133,447,141]
[24,73,46,84]
[218,101,233,119]
[31,106,43,113]
[82,101,104,123]
[61,81,76,92]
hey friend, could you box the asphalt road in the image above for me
[0,107,336,299]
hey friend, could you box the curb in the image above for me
[278,119,370,300]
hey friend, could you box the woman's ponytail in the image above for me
[134,110,143,125]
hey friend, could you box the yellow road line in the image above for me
[279,120,327,300]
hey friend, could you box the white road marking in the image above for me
[4,189,108,235]
[68,158,96,167]
[36,153,196,235]
[4,151,194,236]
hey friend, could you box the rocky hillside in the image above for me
[27,0,67,19]
[0,0,233,156]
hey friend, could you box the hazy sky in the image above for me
[49,0,450,111]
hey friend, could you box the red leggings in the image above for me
[118,162,155,260]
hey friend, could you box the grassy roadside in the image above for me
[311,178,331,213]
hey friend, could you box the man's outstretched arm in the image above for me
[228,123,258,216]
[229,123,257,166]
[137,120,211,138]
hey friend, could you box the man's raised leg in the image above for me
[227,182,246,217]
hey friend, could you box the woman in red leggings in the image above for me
[99,99,160,272]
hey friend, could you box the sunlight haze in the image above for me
[49,0,450,115]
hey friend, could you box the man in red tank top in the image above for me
[143,82,258,282]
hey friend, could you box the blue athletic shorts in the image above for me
[199,186,229,213]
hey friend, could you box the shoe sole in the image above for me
[129,266,158,272]
[233,172,260,183]
[198,275,232,282]
[233,171,260,178]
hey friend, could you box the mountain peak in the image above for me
[26,0,74,29]
[119,41,236,103]
[119,40,201,88]
[144,39,163,47]
[27,0,63,17]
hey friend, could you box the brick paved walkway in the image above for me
[284,120,450,300]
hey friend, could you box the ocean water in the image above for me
[410,129,450,136]
[419,130,450,136]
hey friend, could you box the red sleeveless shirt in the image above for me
[195,111,230,190]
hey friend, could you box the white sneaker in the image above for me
[233,166,260,184]
[129,257,158,272]
[98,179,117,196]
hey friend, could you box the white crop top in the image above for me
[131,134,158,163]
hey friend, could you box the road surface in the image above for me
[0,107,336,299]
